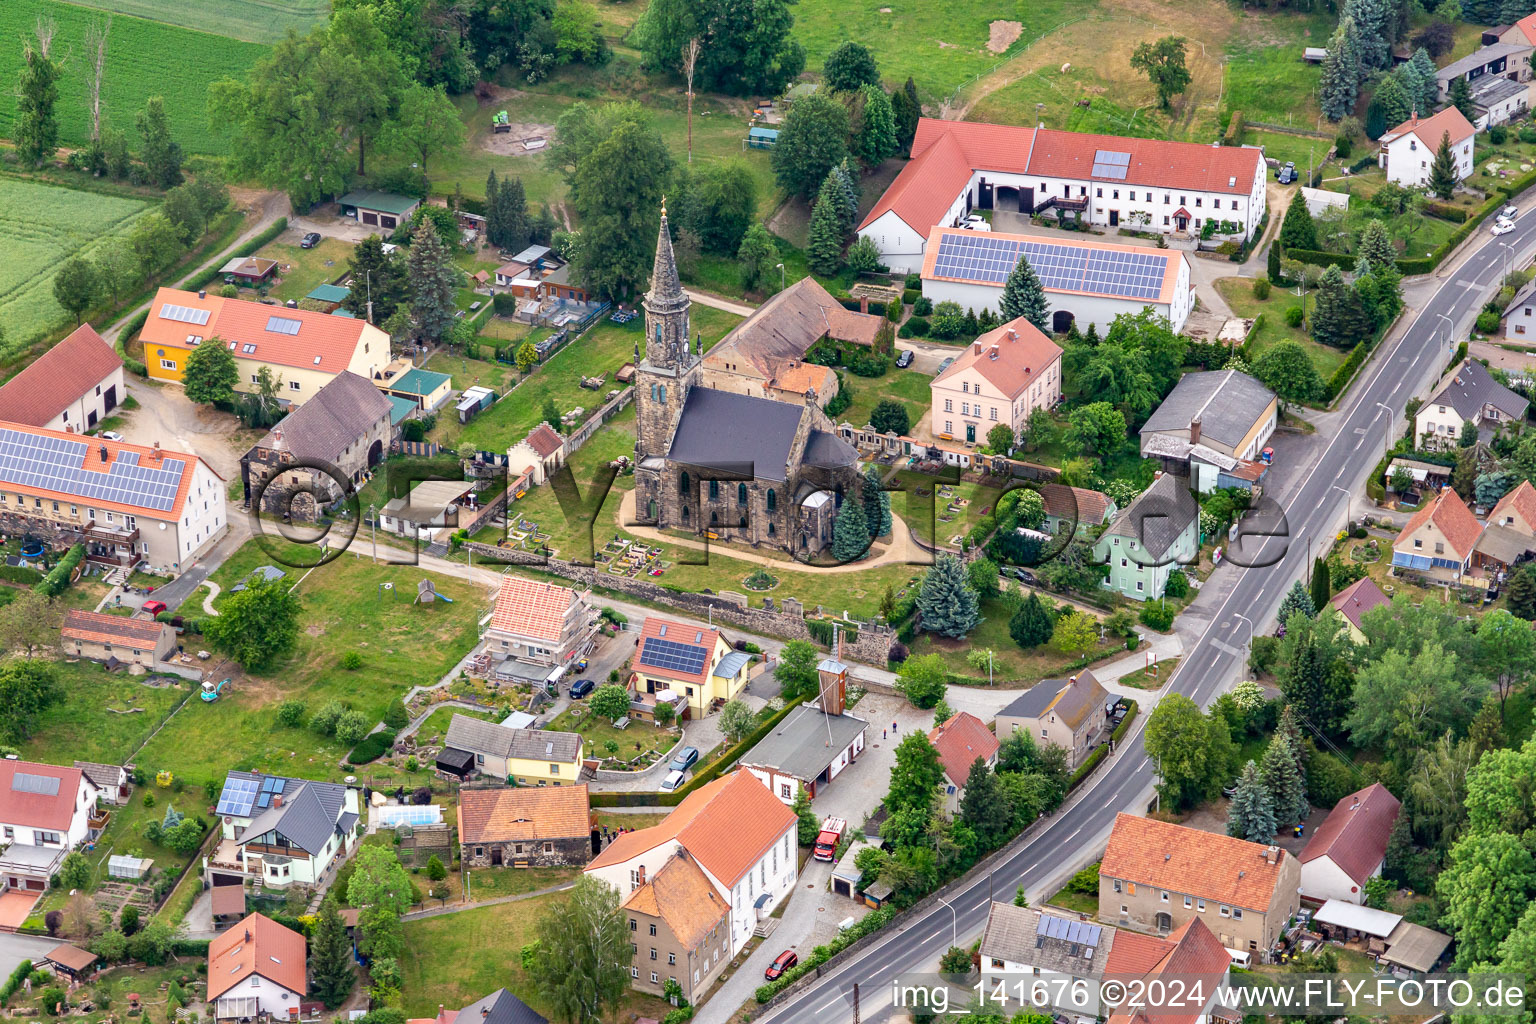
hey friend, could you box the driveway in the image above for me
[0,930,57,981]
[119,380,249,481]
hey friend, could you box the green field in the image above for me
[839,366,933,434]
[19,660,184,766]
[58,0,329,44]
[1215,277,1348,381]
[252,235,357,303]
[0,0,267,154]
[0,177,151,349]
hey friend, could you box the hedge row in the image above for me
[756,904,899,1002]
[38,544,84,598]
[347,728,396,765]
[1068,745,1108,789]
[1282,248,1357,271]
[1111,698,1139,743]
[1422,200,1469,223]
[0,959,32,1007]
[1222,112,1243,146]
[1326,340,1369,401]
[182,217,290,292]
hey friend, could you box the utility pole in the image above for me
[682,38,701,165]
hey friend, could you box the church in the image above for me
[632,211,861,559]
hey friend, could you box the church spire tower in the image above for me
[642,201,693,375]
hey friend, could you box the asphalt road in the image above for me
[753,208,1536,1024]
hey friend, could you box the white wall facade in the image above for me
[171,460,229,570]
[980,957,1104,1017]
[213,974,302,1021]
[862,210,944,276]
[922,259,1191,337]
[1300,856,1378,905]
[49,366,127,433]
[1381,133,1474,188]
[0,776,97,851]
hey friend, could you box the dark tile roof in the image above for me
[804,429,858,469]
[667,387,807,483]
[253,371,392,463]
[1140,369,1275,449]
[445,713,583,763]
[1425,358,1529,422]
[455,989,547,1024]
[1103,473,1200,560]
[982,904,1115,973]
[226,771,350,857]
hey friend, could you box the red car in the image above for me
[142,599,168,616]
[764,950,798,980]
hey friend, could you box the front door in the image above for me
[1109,210,1120,226]
[977,179,994,210]
[491,847,503,866]
[1177,216,1188,230]
[965,423,976,444]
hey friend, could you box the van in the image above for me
[837,916,857,932]
[1225,947,1252,969]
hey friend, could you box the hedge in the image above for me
[347,728,396,765]
[0,566,43,584]
[37,544,84,598]
[170,939,211,957]
[756,904,899,1002]
[183,217,291,291]
[1068,745,1108,789]
[1326,340,1369,400]
[1222,112,1243,146]
[1282,248,1357,271]
[806,618,857,645]
[1422,201,1469,223]
[0,959,32,1007]
[1111,698,1139,743]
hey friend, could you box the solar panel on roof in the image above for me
[639,636,709,675]
[1091,149,1132,180]
[159,304,211,326]
[216,776,261,817]
[11,772,61,796]
[265,316,302,335]
[931,233,1169,302]
[0,428,187,514]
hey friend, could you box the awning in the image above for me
[437,747,475,775]
[42,944,98,975]
[1312,899,1401,938]
[1382,921,1453,973]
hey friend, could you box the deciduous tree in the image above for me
[869,399,910,435]
[772,93,851,200]
[204,572,300,671]
[346,845,413,961]
[382,82,465,174]
[773,639,821,701]
[53,258,100,325]
[1130,35,1192,108]
[634,0,804,96]
[854,83,897,165]
[737,223,780,293]
[1438,830,1536,967]
[136,96,183,189]
[15,21,61,166]
[181,340,239,405]
[823,41,881,93]
[1067,402,1127,455]
[527,876,630,1024]
[895,653,949,709]
[1145,693,1236,808]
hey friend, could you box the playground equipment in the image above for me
[491,110,510,132]
[416,579,454,604]
[201,678,229,702]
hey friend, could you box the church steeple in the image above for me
[642,202,691,374]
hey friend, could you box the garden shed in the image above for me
[107,854,153,880]
[436,747,475,779]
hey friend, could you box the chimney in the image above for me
[974,342,983,356]
[1265,845,1278,865]
[988,344,1000,360]
[199,290,207,300]
[1008,328,1018,341]
[1154,469,1164,480]
[481,1009,490,1020]
[859,296,869,314]
[1190,417,1202,446]
[99,444,109,463]
[273,794,282,808]
[245,929,252,942]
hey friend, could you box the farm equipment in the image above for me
[201,678,230,703]
[492,110,511,133]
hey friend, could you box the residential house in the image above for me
[1092,473,1200,601]
[1099,813,1302,955]
[1041,483,1116,537]
[1390,487,1485,585]
[442,714,585,786]
[409,991,546,1024]
[377,363,454,413]
[929,712,1000,815]
[1378,109,1476,190]
[60,610,176,668]
[629,617,751,717]
[481,576,597,683]
[1436,39,1534,103]
[1497,12,1536,55]
[0,761,102,896]
[0,324,124,432]
[241,371,393,517]
[0,423,225,571]
[1328,576,1390,643]
[858,118,1268,273]
[1414,358,1528,449]
[507,423,566,487]
[73,763,131,805]
[1103,919,1234,1024]
[1503,280,1536,343]
[1299,783,1402,904]
[921,228,1193,335]
[995,670,1110,769]
[585,770,798,958]
[622,851,732,1003]
[1473,479,1536,579]
[144,288,390,404]
[495,245,564,289]
[930,317,1064,444]
[207,771,361,890]
[699,277,881,410]
[1470,72,1529,128]
[219,257,278,287]
[207,913,307,1021]
[1140,369,1277,492]
[337,190,421,231]
[457,784,593,867]
[739,647,866,803]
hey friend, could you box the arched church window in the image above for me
[766,489,776,512]
[680,471,690,496]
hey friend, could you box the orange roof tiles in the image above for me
[0,760,88,831]
[142,287,374,375]
[1380,108,1475,150]
[1394,487,1484,561]
[489,576,582,642]
[61,610,167,648]
[523,423,564,459]
[1515,12,1536,43]
[621,853,729,949]
[206,912,307,1000]
[635,617,720,685]
[0,325,122,427]
[0,420,212,520]
[588,774,731,871]
[1104,930,1175,976]
[1101,813,1290,910]
[1040,483,1114,525]
[1300,783,1401,885]
[1026,128,1263,195]
[928,712,999,787]
[456,784,592,844]
[860,128,984,234]
[932,316,1063,400]
[1490,479,1536,533]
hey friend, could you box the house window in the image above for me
[1163,216,1170,226]
[962,382,969,393]
[289,380,301,391]
[1184,896,1192,908]
[160,359,177,370]
[709,480,719,500]
[1164,194,1170,204]
[668,953,677,965]
[1214,199,1221,209]
[1113,880,1122,893]
[549,763,560,775]
[738,483,748,506]
[1198,899,1206,912]
[631,968,639,978]
[651,949,658,960]
[1161,892,1169,903]
[1232,908,1243,919]
[780,783,791,799]
[1096,188,1103,198]
[1414,539,1423,549]
[944,399,953,412]
[1113,190,1120,200]
[990,407,998,420]
[766,489,776,512]
[651,972,659,984]
[1195,198,1202,207]
[1121,905,1129,915]
[650,924,657,936]
[1219,905,1231,917]
[476,753,485,765]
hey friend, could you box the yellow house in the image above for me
[630,617,751,716]
[442,713,585,786]
[142,288,389,406]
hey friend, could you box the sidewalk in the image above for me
[401,879,576,921]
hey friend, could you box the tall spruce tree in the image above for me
[807,174,847,275]
[1407,48,1440,115]
[863,463,892,539]
[1357,219,1396,267]
[1260,722,1311,828]
[832,498,870,563]
[1428,129,1459,200]
[1311,263,1372,348]
[1373,73,1412,130]
[1278,580,1316,622]
[310,896,355,1008]
[999,253,1050,331]
[498,176,531,250]
[891,76,921,151]
[1279,198,1318,250]
[960,759,1012,850]
[1227,760,1277,842]
[834,159,861,233]
[1448,75,1477,122]
[917,554,982,638]
[1345,0,1392,72]
[1009,592,1053,649]
[407,221,457,343]
[1310,555,1331,612]
[1268,240,1284,285]
[1320,17,1363,122]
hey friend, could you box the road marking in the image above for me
[1211,639,1245,658]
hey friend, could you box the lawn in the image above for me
[249,236,357,304]
[423,349,523,395]
[1116,657,1178,690]
[0,177,152,351]
[1241,130,1333,178]
[906,589,1127,684]
[0,0,268,154]
[132,535,488,790]
[1215,277,1348,381]
[413,704,498,746]
[59,0,328,44]
[20,661,186,766]
[840,366,934,434]
[893,474,1004,549]
[545,703,676,769]
[1044,864,1101,916]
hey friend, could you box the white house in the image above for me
[207,772,361,890]
[0,760,102,895]
[207,913,307,1021]
[1414,358,1529,449]
[858,118,1268,274]
[1299,783,1401,904]
[0,324,125,432]
[920,227,1193,336]
[929,317,1063,445]
[1378,108,1475,190]
[585,771,797,957]
[507,423,566,486]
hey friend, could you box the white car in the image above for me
[100,431,124,441]
[659,769,686,792]
[1492,220,1516,236]
[964,215,992,232]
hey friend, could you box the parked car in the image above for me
[937,357,955,375]
[300,232,321,249]
[100,431,124,441]
[1503,205,1520,220]
[1276,162,1297,184]
[1493,219,1516,236]
[765,950,799,980]
[142,600,167,616]
[660,769,686,792]
[569,678,595,699]
[896,349,914,368]
[670,746,700,772]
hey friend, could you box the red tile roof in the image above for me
[1028,128,1263,195]
[1380,108,1475,150]
[1394,487,1484,561]
[1490,479,1536,533]
[1104,930,1175,976]
[1101,813,1290,910]
[207,912,307,1000]
[0,420,211,521]
[1329,576,1390,633]
[142,287,376,375]
[635,617,721,685]
[1515,12,1536,43]
[928,712,1000,787]
[621,852,730,949]
[456,784,592,844]
[1299,783,1401,886]
[0,325,122,427]
[523,423,564,459]
[932,316,1063,401]
[489,576,581,642]
[0,760,89,832]
[860,124,1011,233]
[61,610,168,648]
[1041,483,1114,525]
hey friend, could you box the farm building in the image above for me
[0,323,124,432]
[220,257,278,287]
[337,190,420,231]
[60,610,176,668]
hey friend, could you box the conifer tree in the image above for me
[407,221,457,343]
[999,253,1049,331]
[14,30,60,167]
[1310,556,1331,613]
[1009,592,1053,649]
[1260,720,1310,828]
[497,176,531,251]
[807,174,846,275]
[1312,263,1372,349]
[1428,129,1460,200]
[831,497,870,562]
[917,555,982,638]
[310,896,355,1008]
[1279,198,1318,251]
[836,158,861,228]
[1227,760,1277,842]
[1357,219,1396,267]
[1407,48,1440,116]
[485,170,501,246]
[1448,75,1477,122]
[1320,17,1363,122]
[1278,580,1316,622]
[863,463,892,539]
[1268,240,1284,285]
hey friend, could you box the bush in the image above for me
[1065,863,1100,895]
[1163,569,1189,599]
[1491,124,1508,145]
[902,288,918,304]
[492,291,517,315]
[1068,745,1108,788]
[904,273,922,289]
[1523,127,1536,145]
[340,650,364,671]
[44,911,61,936]
[37,544,84,598]
[39,987,66,1015]
[887,641,909,665]
[1284,306,1304,328]
[1477,310,1501,334]
[275,700,306,728]
[1,959,33,1007]
[1139,603,1175,630]
[1326,342,1369,400]
[334,710,372,745]
[1422,201,1469,223]
[1249,635,1281,676]
[1252,278,1270,300]
[904,315,930,336]
[381,700,410,730]
[912,296,933,316]
[1334,135,1352,159]
[347,730,395,765]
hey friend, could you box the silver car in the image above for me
[660,769,686,792]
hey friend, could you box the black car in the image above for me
[1276,162,1297,184]
[300,232,322,249]
[896,349,914,368]
[569,678,595,699]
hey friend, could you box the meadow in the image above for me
[0,0,267,154]
[0,177,150,351]
[57,0,329,44]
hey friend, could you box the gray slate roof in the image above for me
[981,904,1116,973]
[740,705,867,779]
[998,680,1062,720]
[667,387,807,482]
[253,371,392,463]
[445,713,582,763]
[1139,369,1275,450]
[1426,358,1529,421]
[1437,41,1528,82]
[804,429,858,469]
[457,989,547,1024]
[1102,472,1200,560]
[228,772,350,857]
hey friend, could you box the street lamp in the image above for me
[1500,241,1516,282]
[1231,613,1254,656]
[1331,483,1353,527]
[1375,401,1396,458]
[1435,312,1455,354]
[937,894,958,949]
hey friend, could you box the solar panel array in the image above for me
[254,774,288,810]
[216,775,261,816]
[160,304,211,326]
[266,316,302,335]
[932,232,1170,302]
[639,636,709,676]
[11,772,61,796]
[0,429,187,513]
[1090,149,1131,180]
[1037,914,1102,947]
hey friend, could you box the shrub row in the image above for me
[836,297,887,316]
[1348,154,1377,174]
[1421,201,1469,223]
[347,728,396,765]
[37,544,84,598]
[0,959,32,1007]
[1222,112,1243,146]
[1281,248,1357,271]
[1067,744,1108,790]
[1326,340,1369,401]
[1111,699,1139,744]
[756,904,899,1003]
